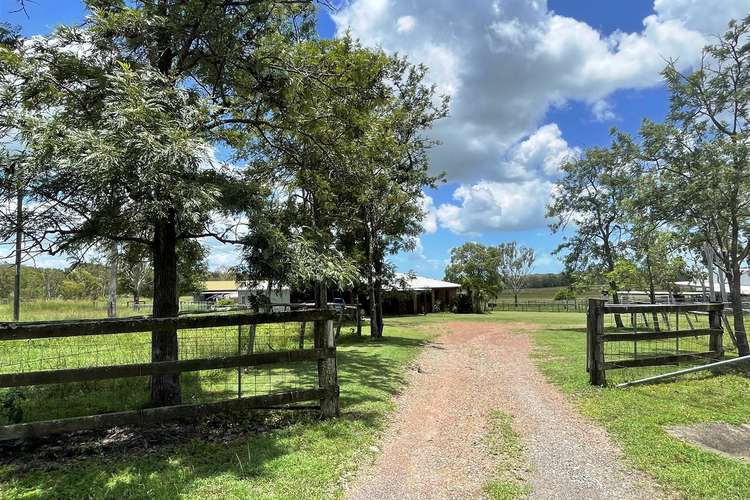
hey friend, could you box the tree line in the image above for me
[546,17,750,354]
[0,1,446,407]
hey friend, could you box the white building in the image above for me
[194,280,291,308]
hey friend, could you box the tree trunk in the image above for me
[514,292,518,306]
[107,241,118,319]
[13,169,22,322]
[364,213,379,338]
[373,256,384,337]
[646,256,660,331]
[150,211,181,407]
[730,259,749,356]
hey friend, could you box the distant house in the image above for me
[194,280,291,308]
[381,274,461,315]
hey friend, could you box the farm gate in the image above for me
[586,299,726,386]
[0,309,339,440]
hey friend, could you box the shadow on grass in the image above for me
[1,332,427,499]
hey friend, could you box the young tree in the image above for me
[238,39,446,338]
[497,242,535,306]
[547,140,635,326]
[120,243,152,306]
[444,242,503,313]
[640,17,750,354]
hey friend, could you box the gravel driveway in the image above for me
[345,321,661,500]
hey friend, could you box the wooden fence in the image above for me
[491,299,585,313]
[0,309,339,441]
[586,299,724,385]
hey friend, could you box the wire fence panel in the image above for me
[0,310,338,440]
[490,300,586,313]
[586,299,728,386]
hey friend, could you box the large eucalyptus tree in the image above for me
[639,16,750,355]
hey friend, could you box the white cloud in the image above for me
[653,0,750,34]
[333,0,750,235]
[500,123,578,179]
[436,122,576,234]
[396,15,416,33]
[420,193,438,233]
[332,0,726,182]
[437,179,554,234]
[591,100,616,122]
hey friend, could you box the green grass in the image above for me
[0,319,438,499]
[525,310,750,499]
[484,410,531,499]
[495,287,597,301]
[4,305,750,498]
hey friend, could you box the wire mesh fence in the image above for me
[0,310,336,438]
[587,300,728,386]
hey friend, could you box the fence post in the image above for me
[315,318,339,418]
[708,304,724,360]
[587,299,606,386]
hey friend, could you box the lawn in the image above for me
[0,317,437,499]
[2,307,750,499]
[522,310,750,500]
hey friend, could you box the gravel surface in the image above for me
[345,322,661,500]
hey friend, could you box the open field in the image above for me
[495,286,598,301]
[2,307,750,498]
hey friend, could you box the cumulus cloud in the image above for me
[436,179,554,234]
[420,193,438,233]
[332,0,719,182]
[333,0,749,235]
[396,15,416,33]
[434,123,577,233]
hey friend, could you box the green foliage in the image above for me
[0,389,25,425]
[553,288,576,301]
[634,15,750,351]
[606,258,644,292]
[176,240,209,296]
[547,140,635,283]
[497,242,535,298]
[445,242,503,312]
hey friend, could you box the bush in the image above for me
[553,289,577,301]
[217,298,236,307]
[453,293,475,313]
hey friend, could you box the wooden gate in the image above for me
[587,299,724,386]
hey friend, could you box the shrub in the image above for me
[554,289,577,301]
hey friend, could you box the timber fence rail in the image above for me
[0,309,339,441]
[586,299,726,386]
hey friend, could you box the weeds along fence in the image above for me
[586,299,729,386]
[0,309,339,441]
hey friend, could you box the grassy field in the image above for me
[2,305,750,498]
[523,310,750,499]
[0,317,439,499]
[495,286,598,301]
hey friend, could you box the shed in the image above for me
[381,274,461,315]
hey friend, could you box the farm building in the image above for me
[380,274,461,315]
[194,280,291,307]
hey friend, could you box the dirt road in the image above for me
[345,322,660,499]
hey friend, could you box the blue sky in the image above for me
[4,0,749,277]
